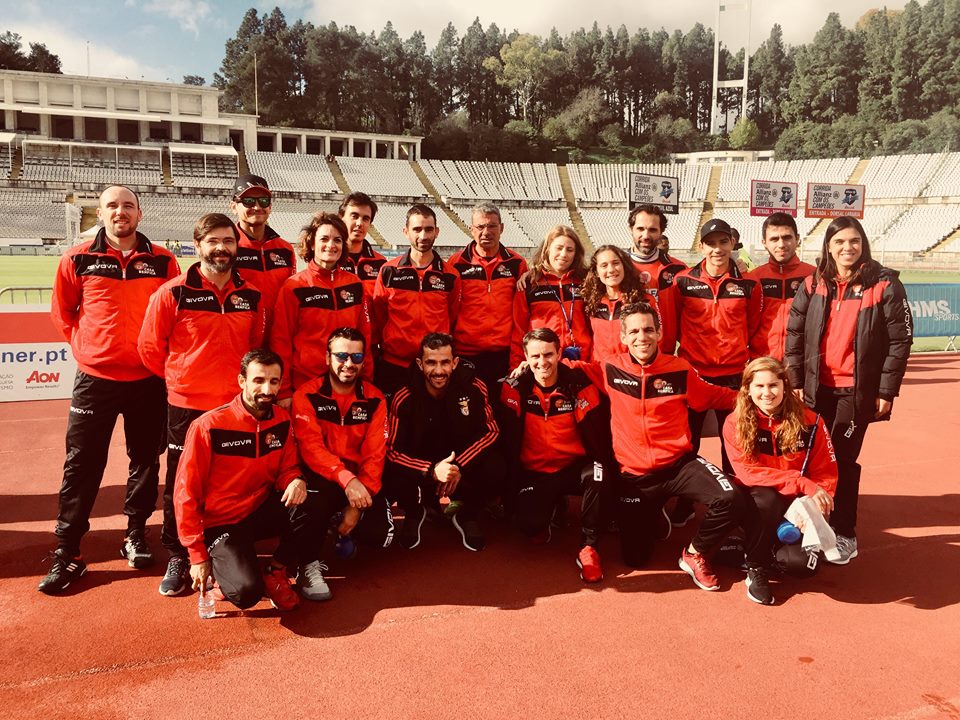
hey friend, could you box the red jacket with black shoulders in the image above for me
[747,255,815,360]
[233,223,296,331]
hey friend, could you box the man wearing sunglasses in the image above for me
[230,174,295,331]
[291,328,393,599]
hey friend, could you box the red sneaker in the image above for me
[679,548,719,591]
[262,566,300,611]
[576,545,603,583]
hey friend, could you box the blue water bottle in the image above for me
[777,520,802,544]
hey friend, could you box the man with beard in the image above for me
[385,333,501,552]
[628,204,684,352]
[40,185,179,595]
[175,349,314,612]
[337,192,387,294]
[291,328,393,600]
[139,213,265,597]
[371,204,460,397]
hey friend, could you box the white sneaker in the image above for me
[298,560,332,601]
[826,534,858,565]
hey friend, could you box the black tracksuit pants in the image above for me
[54,372,166,556]
[162,405,204,558]
[301,468,396,553]
[814,386,868,538]
[515,459,604,547]
[743,486,793,568]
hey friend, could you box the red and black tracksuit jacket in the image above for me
[233,223,295,330]
[580,352,736,478]
[387,363,499,479]
[671,260,763,378]
[270,262,373,398]
[448,242,528,356]
[174,394,301,564]
[632,251,685,351]
[372,251,461,367]
[292,376,387,494]
[588,293,660,364]
[510,270,592,368]
[785,262,912,422]
[51,229,179,381]
[747,255,815,360]
[723,407,838,498]
[339,239,387,295]
[500,363,613,475]
[139,264,264,410]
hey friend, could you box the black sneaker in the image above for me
[120,532,154,569]
[38,550,87,595]
[400,505,426,550]
[158,555,190,596]
[451,514,485,552]
[746,566,775,605]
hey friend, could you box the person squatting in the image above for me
[39,179,912,609]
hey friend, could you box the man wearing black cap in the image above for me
[230,174,295,331]
[670,218,762,474]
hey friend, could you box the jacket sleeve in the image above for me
[509,290,531,369]
[175,419,212,564]
[359,290,375,382]
[137,287,174,380]
[747,278,764,341]
[877,277,912,401]
[273,418,302,492]
[269,282,298,399]
[447,269,461,328]
[687,367,736,412]
[386,388,432,476]
[723,412,802,495]
[785,278,812,391]
[370,267,390,348]
[454,379,500,468]
[656,284,678,354]
[358,395,387,494]
[292,388,355,488]
[798,416,838,497]
[50,254,81,342]
[498,381,524,464]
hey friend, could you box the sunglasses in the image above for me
[236,196,271,208]
[331,351,365,364]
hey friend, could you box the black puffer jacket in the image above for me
[785,260,912,423]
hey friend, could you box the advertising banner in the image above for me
[0,305,76,402]
[805,182,866,219]
[751,179,799,217]
[628,172,680,215]
[904,283,960,341]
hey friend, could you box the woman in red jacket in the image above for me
[510,226,591,367]
[582,244,658,364]
[270,212,372,406]
[723,357,837,605]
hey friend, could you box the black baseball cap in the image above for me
[700,218,733,240]
[233,174,271,198]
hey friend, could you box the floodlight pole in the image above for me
[254,53,259,117]
[710,0,752,134]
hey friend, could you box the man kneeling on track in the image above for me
[580,302,747,592]
[384,333,503,552]
[292,327,394,601]
[501,327,614,583]
[174,349,323,612]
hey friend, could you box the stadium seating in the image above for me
[0,189,73,239]
[373,203,467,251]
[566,163,711,203]
[170,152,237,189]
[246,151,340,194]
[337,158,428,198]
[858,154,945,199]
[712,208,822,252]
[715,158,860,203]
[579,207,703,252]
[422,160,564,202]
[20,144,163,186]
[921,153,960,198]
[875,205,960,252]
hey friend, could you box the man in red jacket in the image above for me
[229,174,295,331]
[292,327,394,599]
[628,204,685,351]
[371,204,460,397]
[449,202,528,396]
[747,212,815,361]
[139,213,265,597]
[338,192,387,294]
[175,349,319,612]
[40,185,179,595]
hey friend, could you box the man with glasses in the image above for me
[291,327,394,599]
[230,174,295,331]
[448,202,528,397]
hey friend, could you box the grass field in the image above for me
[1,256,956,350]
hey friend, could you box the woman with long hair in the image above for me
[723,357,837,605]
[582,244,658,363]
[510,225,592,367]
[270,211,373,406]
[784,216,911,564]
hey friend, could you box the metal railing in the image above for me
[0,286,52,303]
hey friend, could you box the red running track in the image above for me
[1,355,959,719]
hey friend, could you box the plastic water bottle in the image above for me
[334,534,357,560]
[777,520,802,545]
[198,588,216,619]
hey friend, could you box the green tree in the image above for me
[431,23,459,117]
[891,1,924,119]
[857,10,898,124]
[26,43,60,73]
[214,9,263,114]
[182,75,206,86]
[482,33,565,126]
[748,24,793,137]
[728,116,760,149]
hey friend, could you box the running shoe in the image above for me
[158,555,190,596]
[262,566,299,611]
[452,514,485,551]
[576,545,603,583]
[38,549,86,595]
[298,560,332,602]
[400,505,426,550]
[745,566,775,605]
[120,531,154,569]
[827,534,858,565]
[679,547,720,591]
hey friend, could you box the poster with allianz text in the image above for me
[628,172,680,215]
[805,183,866,219]
[751,180,798,217]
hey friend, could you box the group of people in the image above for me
[38,173,912,610]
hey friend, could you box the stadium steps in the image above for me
[930,224,960,253]
[556,165,592,252]
[692,165,725,251]
[917,152,949,197]
[327,157,387,247]
[846,157,871,185]
[160,150,173,187]
[80,206,99,235]
[236,150,250,177]
[409,160,471,235]
[9,145,22,181]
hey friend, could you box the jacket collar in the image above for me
[398,249,444,271]
[184,262,246,291]
[463,241,510,263]
[90,227,154,255]
[317,373,366,400]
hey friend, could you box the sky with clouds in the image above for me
[0,0,908,84]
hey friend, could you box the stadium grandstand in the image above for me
[1,68,960,267]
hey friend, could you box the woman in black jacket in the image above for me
[784,216,912,565]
